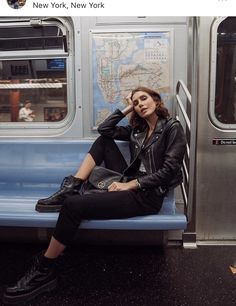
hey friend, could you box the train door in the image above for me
[195,17,236,244]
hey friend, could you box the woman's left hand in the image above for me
[108,180,137,192]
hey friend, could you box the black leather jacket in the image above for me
[98,109,186,190]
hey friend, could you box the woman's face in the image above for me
[132,91,158,120]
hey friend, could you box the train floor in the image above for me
[0,242,235,306]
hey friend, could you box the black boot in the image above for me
[35,176,84,212]
[3,253,57,305]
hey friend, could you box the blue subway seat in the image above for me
[0,141,187,231]
[0,189,186,230]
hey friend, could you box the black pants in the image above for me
[53,136,163,245]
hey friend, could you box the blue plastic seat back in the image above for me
[159,188,175,215]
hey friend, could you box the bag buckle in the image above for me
[97,181,106,189]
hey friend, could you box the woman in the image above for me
[3,87,186,304]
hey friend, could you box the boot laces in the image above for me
[60,176,73,188]
[17,256,40,286]
[44,176,73,200]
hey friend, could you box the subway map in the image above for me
[92,31,172,127]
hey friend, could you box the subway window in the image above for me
[213,17,236,126]
[0,19,71,126]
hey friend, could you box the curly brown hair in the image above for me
[129,86,170,130]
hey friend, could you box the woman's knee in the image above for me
[63,196,82,214]
[63,195,95,219]
[93,135,115,147]
[88,136,116,165]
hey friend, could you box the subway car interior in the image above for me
[0,16,235,305]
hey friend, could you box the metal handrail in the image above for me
[176,80,192,104]
[182,160,189,183]
[175,80,191,131]
[175,80,192,215]
[180,182,188,214]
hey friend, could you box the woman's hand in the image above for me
[108,180,138,192]
[125,92,133,106]
[122,92,134,116]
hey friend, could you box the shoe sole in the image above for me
[35,204,62,212]
[3,278,57,304]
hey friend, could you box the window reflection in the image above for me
[0,59,67,122]
[215,17,236,124]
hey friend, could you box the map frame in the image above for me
[89,29,174,129]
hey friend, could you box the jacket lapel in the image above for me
[135,130,147,147]
[144,118,167,149]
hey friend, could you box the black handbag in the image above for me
[88,166,123,190]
